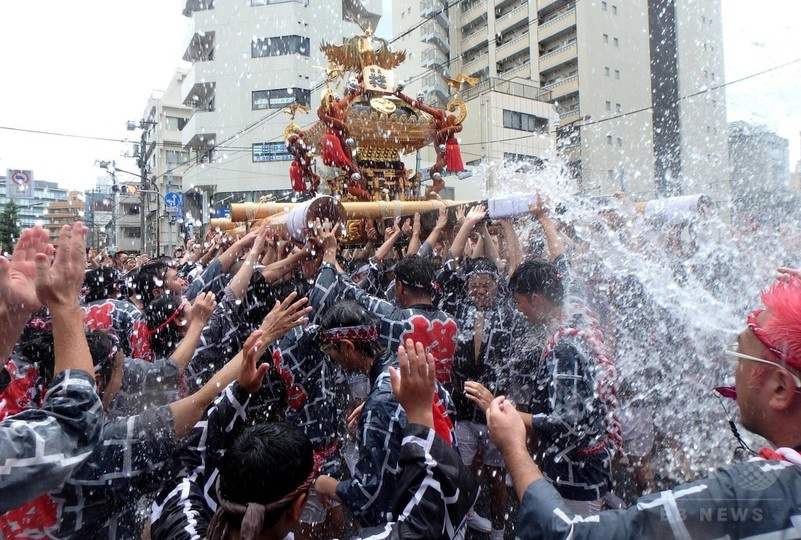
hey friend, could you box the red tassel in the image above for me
[321,131,351,168]
[445,136,464,172]
[290,161,305,192]
[432,395,454,445]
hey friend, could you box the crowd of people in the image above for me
[0,191,799,540]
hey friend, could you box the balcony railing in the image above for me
[462,76,551,102]
[463,53,489,74]
[540,42,576,61]
[539,6,575,29]
[496,3,527,25]
[496,31,529,52]
[501,62,531,77]
[462,0,487,21]
[543,74,578,91]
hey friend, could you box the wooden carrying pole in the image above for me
[230,199,469,223]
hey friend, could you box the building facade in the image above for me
[43,191,84,243]
[728,120,791,218]
[393,0,729,202]
[0,175,70,228]
[177,0,382,218]
[138,69,193,256]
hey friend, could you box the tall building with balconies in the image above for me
[139,68,193,256]
[394,0,729,202]
[179,0,381,213]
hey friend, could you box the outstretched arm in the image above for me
[0,226,50,360]
[451,204,486,264]
[530,197,565,262]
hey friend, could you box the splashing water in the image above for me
[478,159,792,488]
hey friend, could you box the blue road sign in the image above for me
[165,192,183,214]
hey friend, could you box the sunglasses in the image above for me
[724,344,801,388]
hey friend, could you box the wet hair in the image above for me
[86,330,119,390]
[145,293,184,359]
[19,329,117,387]
[318,300,383,357]
[395,255,435,295]
[465,257,499,278]
[244,274,311,327]
[131,261,169,306]
[760,277,801,370]
[217,423,313,531]
[509,259,565,306]
[83,266,119,303]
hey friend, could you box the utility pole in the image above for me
[128,119,157,254]
[95,160,118,247]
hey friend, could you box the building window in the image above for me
[613,37,619,47]
[614,69,620,79]
[612,5,617,14]
[166,150,190,165]
[605,67,610,76]
[616,103,622,113]
[607,135,612,145]
[605,101,611,111]
[124,228,141,239]
[251,35,310,58]
[252,88,311,110]
[602,1,607,10]
[617,137,623,147]
[165,116,188,131]
[502,109,548,133]
[603,34,609,43]
[608,169,614,180]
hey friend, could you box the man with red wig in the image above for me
[488,277,801,539]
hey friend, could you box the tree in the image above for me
[0,200,22,254]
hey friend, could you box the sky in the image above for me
[0,0,799,194]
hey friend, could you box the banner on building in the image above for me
[6,169,35,199]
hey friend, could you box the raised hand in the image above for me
[34,222,88,309]
[466,203,487,225]
[190,291,217,327]
[412,212,422,236]
[0,225,51,316]
[390,339,436,427]
[434,204,447,230]
[486,396,527,453]
[402,217,412,238]
[528,189,548,220]
[259,292,312,343]
[464,380,494,413]
[455,204,466,227]
[237,329,269,394]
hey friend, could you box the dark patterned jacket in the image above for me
[355,424,479,540]
[516,449,801,539]
[0,370,102,515]
[150,383,250,540]
[82,298,151,360]
[439,259,527,424]
[528,254,618,501]
[310,263,458,385]
[335,349,456,528]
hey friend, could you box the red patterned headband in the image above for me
[748,309,801,371]
[149,302,187,335]
[318,324,378,344]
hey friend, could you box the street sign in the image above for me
[165,192,183,215]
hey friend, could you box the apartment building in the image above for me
[0,175,69,228]
[394,0,729,202]
[139,68,193,256]
[43,191,84,244]
[178,0,381,215]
